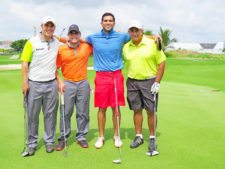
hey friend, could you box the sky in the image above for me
[0,0,225,43]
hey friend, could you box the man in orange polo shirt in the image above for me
[56,24,92,150]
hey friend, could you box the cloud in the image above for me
[1,0,225,42]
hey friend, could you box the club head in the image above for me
[21,150,34,157]
[146,150,159,156]
[112,159,121,164]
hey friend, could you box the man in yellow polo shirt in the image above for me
[123,20,166,156]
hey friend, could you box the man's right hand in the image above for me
[58,81,65,93]
[22,81,29,95]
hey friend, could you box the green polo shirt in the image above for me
[123,37,166,80]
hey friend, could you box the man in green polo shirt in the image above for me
[123,20,166,156]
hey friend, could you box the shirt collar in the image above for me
[129,36,146,47]
[67,41,80,49]
[100,29,115,37]
[39,32,54,42]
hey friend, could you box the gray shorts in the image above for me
[126,78,158,112]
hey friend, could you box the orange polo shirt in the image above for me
[57,42,93,82]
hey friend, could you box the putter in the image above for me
[61,93,68,157]
[146,94,159,156]
[21,94,29,157]
[112,77,122,164]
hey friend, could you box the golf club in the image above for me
[146,93,159,156]
[112,77,122,164]
[21,94,29,157]
[61,93,68,157]
[157,37,162,51]
[60,28,66,37]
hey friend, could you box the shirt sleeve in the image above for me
[86,35,92,44]
[21,41,33,62]
[87,44,93,56]
[124,33,131,43]
[122,45,127,62]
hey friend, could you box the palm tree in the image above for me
[159,27,177,51]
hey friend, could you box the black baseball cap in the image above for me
[68,24,80,34]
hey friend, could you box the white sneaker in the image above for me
[114,136,122,147]
[95,137,104,149]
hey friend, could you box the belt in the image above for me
[28,78,56,83]
[128,76,156,81]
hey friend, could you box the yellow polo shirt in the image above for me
[123,37,166,80]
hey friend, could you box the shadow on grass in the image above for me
[36,128,161,149]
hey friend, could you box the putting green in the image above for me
[0,68,224,169]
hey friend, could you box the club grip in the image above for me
[61,94,64,105]
[157,37,162,51]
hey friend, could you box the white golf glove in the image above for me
[151,82,160,94]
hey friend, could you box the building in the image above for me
[0,41,12,50]
[169,42,225,54]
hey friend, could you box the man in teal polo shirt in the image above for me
[123,20,166,156]
[86,12,130,148]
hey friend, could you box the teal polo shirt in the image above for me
[86,29,130,71]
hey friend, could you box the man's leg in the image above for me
[112,107,120,136]
[42,80,58,153]
[75,80,90,147]
[98,108,107,137]
[95,108,107,148]
[129,109,144,148]
[147,111,154,136]
[26,81,43,152]
[134,109,143,134]
[56,81,76,150]
[112,107,123,147]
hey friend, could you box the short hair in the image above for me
[101,12,115,22]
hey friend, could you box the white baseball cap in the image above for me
[41,16,56,25]
[128,20,143,29]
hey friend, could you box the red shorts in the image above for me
[94,70,125,108]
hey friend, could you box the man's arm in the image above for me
[150,61,165,94]
[56,69,64,93]
[21,62,29,95]
[21,40,32,95]
[146,35,162,50]
[155,61,165,83]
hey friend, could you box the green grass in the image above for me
[0,55,21,65]
[164,59,225,91]
[166,50,225,60]
[0,58,225,169]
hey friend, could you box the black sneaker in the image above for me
[146,138,159,156]
[149,138,156,151]
[130,136,144,149]
[21,147,36,157]
[77,139,89,148]
[46,144,54,153]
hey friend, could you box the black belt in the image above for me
[28,78,56,83]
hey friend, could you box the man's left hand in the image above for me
[151,82,160,94]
